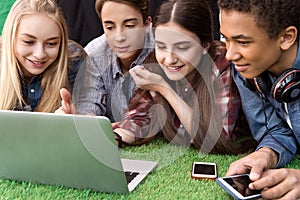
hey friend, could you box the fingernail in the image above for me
[250,173,259,180]
[249,183,254,190]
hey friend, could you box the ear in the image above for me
[280,26,298,50]
[202,42,211,55]
[144,16,152,33]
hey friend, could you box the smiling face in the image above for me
[220,10,285,79]
[101,1,149,67]
[154,22,203,81]
[14,14,61,79]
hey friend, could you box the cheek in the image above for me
[127,29,145,48]
[180,51,201,67]
[155,52,164,66]
[46,47,60,61]
[14,44,30,59]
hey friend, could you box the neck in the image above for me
[269,42,299,76]
[119,49,142,74]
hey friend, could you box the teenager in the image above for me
[0,0,86,112]
[57,0,154,121]
[218,0,300,199]
[113,0,257,154]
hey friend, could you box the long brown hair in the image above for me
[145,0,256,154]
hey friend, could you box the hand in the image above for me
[55,88,77,114]
[249,168,300,200]
[129,65,167,92]
[226,147,278,181]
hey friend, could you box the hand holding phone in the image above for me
[216,174,262,200]
[191,162,217,180]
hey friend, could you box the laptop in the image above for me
[0,110,157,194]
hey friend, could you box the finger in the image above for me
[60,88,71,104]
[249,170,284,190]
[249,163,265,181]
[255,169,299,199]
[225,160,250,176]
[260,183,291,200]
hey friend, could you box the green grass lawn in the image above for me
[0,137,299,200]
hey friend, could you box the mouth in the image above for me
[234,63,249,72]
[165,65,185,72]
[115,46,130,53]
[28,59,46,67]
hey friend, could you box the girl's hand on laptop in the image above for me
[55,88,77,114]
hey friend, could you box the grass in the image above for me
[0,137,299,200]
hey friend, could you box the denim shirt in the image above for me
[232,44,300,167]
[20,41,84,111]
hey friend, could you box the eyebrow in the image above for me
[103,18,138,24]
[220,33,252,40]
[20,33,60,40]
[155,40,192,45]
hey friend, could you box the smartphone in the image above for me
[191,162,217,180]
[216,174,262,200]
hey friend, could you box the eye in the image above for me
[237,40,251,46]
[125,24,135,29]
[46,42,59,47]
[23,40,35,45]
[177,46,190,51]
[155,43,166,50]
[220,34,227,40]
[104,25,114,31]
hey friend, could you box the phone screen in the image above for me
[193,163,215,175]
[223,175,261,197]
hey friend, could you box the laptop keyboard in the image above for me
[125,171,140,184]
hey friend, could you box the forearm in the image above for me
[157,84,193,134]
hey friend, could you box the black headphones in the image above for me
[245,68,300,103]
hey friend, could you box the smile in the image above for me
[28,59,46,67]
[166,65,184,72]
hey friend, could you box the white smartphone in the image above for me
[191,162,217,180]
[216,174,262,200]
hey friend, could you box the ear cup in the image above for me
[245,72,271,94]
[271,68,300,103]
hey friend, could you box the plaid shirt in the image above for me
[76,30,154,121]
[114,43,241,143]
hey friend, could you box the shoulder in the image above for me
[67,40,87,73]
[84,34,111,57]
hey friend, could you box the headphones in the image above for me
[245,68,300,103]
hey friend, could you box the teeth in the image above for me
[32,61,43,64]
[168,66,180,70]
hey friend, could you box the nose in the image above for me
[33,44,46,59]
[115,28,126,43]
[225,42,241,61]
[164,51,178,65]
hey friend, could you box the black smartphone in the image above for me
[191,162,217,180]
[216,174,262,200]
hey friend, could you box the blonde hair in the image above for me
[0,0,69,112]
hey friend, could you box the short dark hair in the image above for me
[95,0,149,23]
[218,0,300,39]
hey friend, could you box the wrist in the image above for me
[258,147,278,168]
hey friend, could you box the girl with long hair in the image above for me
[114,0,256,154]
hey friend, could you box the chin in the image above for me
[240,72,257,79]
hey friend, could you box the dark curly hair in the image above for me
[218,0,300,40]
